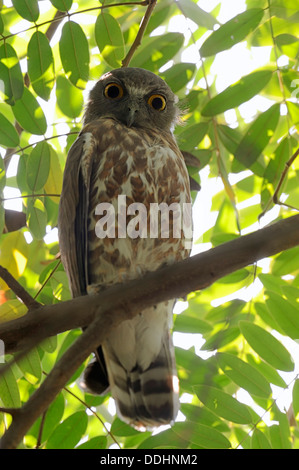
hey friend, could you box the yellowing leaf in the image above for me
[44,148,63,202]
[0,299,27,324]
[0,232,28,290]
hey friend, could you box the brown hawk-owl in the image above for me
[58,67,192,430]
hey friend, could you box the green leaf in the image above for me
[56,75,83,118]
[35,393,65,442]
[26,141,51,191]
[247,354,287,389]
[181,403,230,433]
[217,353,272,398]
[174,310,212,335]
[235,103,280,168]
[239,321,294,372]
[50,0,72,11]
[95,12,125,68]
[200,9,264,57]
[202,70,273,116]
[27,31,55,101]
[194,385,253,424]
[76,436,107,449]
[0,14,3,35]
[12,87,47,135]
[0,365,21,408]
[272,246,299,276]
[177,0,218,30]
[59,21,89,88]
[12,0,39,22]
[269,423,292,449]
[0,112,20,147]
[46,411,88,449]
[0,43,24,105]
[130,33,184,71]
[251,428,272,449]
[16,347,42,384]
[201,326,240,351]
[139,421,230,449]
[177,123,209,151]
[162,63,196,93]
[27,199,48,240]
[265,292,299,339]
[172,422,231,449]
[110,417,141,437]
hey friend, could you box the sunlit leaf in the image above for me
[130,33,184,71]
[59,21,89,88]
[27,31,55,101]
[217,353,272,398]
[235,103,280,167]
[27,198,48,240]
[162,63,196,93]
[17,348,42,384]
[56,75,83,118]
[0,112,19,147]
[76,436,107,449]
[12,87,47,135]
[50,0,72,11]
[202,70,273,116]
[0,232,28,290]
[0,365,21,407]
[26,141,51,192]
[12,0,39,22]
[177,0,218,30]
[200,8,264,57]
[0,43,24,104]
[194,385,253,424]
[95,12,125,68]
[251,428,272,449]
[0,299,27,324]
[46,411,88,449]
[239,321,294,372]
[265,292,299,339]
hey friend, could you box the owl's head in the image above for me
[83,67,179,132]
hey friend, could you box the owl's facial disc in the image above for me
[84,67,179,131]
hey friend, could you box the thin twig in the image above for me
[0,266,40,310]
[0,2,149,42]
[122,0,157,67]
[0,407,20,418]
[259,147,299,219]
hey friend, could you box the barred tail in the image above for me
[103,330,179,430]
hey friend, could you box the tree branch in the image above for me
[122,0,157,67]
[0,214,299,448]
[0,266,40,310]
[1,214,299,355]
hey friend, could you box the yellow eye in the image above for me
[104,83,124,99]
[148,94,166,111]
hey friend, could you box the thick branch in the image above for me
[1,214,299,354]
[0,214,299,449]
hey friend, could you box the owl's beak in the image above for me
[126,105,139,128]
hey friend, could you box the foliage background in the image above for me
[0,0,299,449]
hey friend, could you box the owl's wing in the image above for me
[58,131,109,393]
[58,135,88,296]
